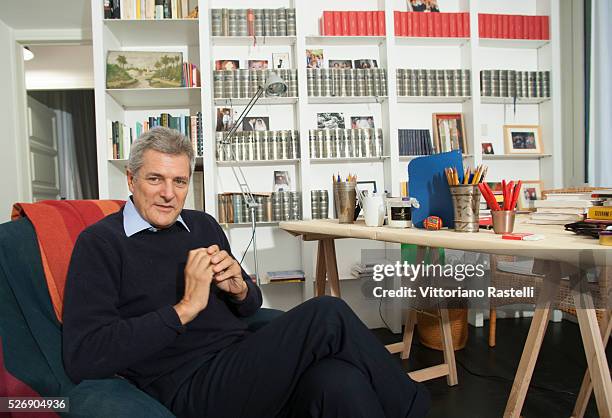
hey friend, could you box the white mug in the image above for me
[363,194,386,227]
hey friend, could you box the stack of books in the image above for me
[211,8,296,37]
[398,129,434,156]
[320,11,386,36]
[393,12,470,38]
[480,70,550,99]
[528,192,596,225]
[306,68,388,98]
[478,14,549,40]
[397,69,470,97]
[264,270,305,284]
[213,69,298,99]
[587,190,612,224]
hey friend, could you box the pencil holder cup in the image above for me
[491,210,516,234]
[333,181,357,224]
[449,184,481,232]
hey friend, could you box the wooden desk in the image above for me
[279,218,611,418]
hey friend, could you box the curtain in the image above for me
[28,90,98,199]
[591,1,612,186]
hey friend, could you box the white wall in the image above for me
[0,19,29,223]
[25,44,94,90]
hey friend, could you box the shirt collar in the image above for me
[123,196,190,237]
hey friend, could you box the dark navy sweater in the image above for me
[62,208,262,404]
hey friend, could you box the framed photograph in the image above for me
[242,116,270,132]
[248,59,269,70]
[432,113,467,154]
[407,0,440,12]
[106,50,183,89]
[273,170,291,192]
[481,142,495,155]
[353,59,378,69]
[356,180,377,195]
[504,125,543,155]
[272,53,290,69]
[215,108,236,132]
[306,49,324,69]
[517,180,544,211]
[350,116,375,129]
[329,59,353,69]
[215,60,239,71]
[317,113,345,129]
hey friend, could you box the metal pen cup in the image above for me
[491,210,516,234]
[449,184,481,232]
[333,181,357,224]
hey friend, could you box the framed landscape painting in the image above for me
[106,50,183,89]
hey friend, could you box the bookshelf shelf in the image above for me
[399,154,473,161]
[106,87,201,109]
[305,35,386,46]
[307,96,388,104]
[214,97,298,106]
[478,38,550,49]
[104,19,199,46]
[109,156,204,169]
[211,36,297,46]
[482,154,552,160]
[395,37,470,46]
[397,96,471,103]
[216,159,300,166]
[220,221,280,228]
[480,96,551,105]
[311,156,389,163]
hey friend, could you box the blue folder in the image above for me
[408,150,463,228]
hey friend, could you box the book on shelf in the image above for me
[394,11,469,37]
[320,10,386,36]
[398,129,434,156]
[105,0,193,20]
[480,69,550,99]
[181,62,201,87]
[306,68,388,98]
[264,270,305,283]
[211,8,296,37]
[478,14,549,40]
[217,191,302,224]
[397,68,470,97]
[213,69,298,99]
[108,112,203,159]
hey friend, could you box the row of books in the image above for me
[527,192,597,225]
[211,8,297,37]
[320,11,387,36]
[398,129,434,156]
[394,12,470,38]
[397,68,471,97]
[104,0,192,20]
[213,69,298,99]
[215,130,300,162]
[478,14,549,40]
[107,112,203,160]
[217,191,302,224]
[309,128,384,159]
[306,68,388,98]
[480,70,550,99]
[181,63,200,88]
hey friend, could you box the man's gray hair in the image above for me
[128,126,195,176]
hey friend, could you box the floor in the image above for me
[372,317,611,418]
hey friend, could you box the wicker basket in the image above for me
[416,308,468,351]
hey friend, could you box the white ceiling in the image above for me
[0,0,91,31]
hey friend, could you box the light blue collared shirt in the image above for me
[123,197,190,237]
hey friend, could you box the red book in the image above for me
[401,12,408,36]
[497,14,504,38]
[541,15,550,40]
[394,11,401,36]
[323,11,334,35]
[349,11,358,35]
[433,13,442,37]
[516,15,524,39]
[378,11,386,35]
[491,13,498,38]
[478,13,483,37]
[441,13,449,37]
[508,15,516,39]
[372,10,379,35]
[483,14,492,38]
[357,11,367,36]
[333,11,342,35]
[427,12,434,37]
[456,12,464,38]
[534,15,542,40]
[462,12,470,37]
[366,11,374,35]
[342,11,350,36]
[450,12,457,37]
[526,16,533,39]
[501,14,509,38]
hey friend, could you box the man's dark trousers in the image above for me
[171,296,430,418]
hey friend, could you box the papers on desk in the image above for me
[527,195,595,225]
[264,270,305,283]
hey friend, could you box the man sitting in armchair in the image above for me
[62,127,430,418]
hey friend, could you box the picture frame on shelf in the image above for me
[504,125,543,155]
[353,59,378,69]
[306,49,324,69]
[351,116,375,129]
[356,180,377,195]
[242,117,270,131]
[215,60,240,70]
[329,59,353,69]
[517,180,544,211]
[273,170,291,192]
[482,142,495,155]
[407,0,440,12]
[432,113,467,154]
[317,113,345,129]
[248,59,269,70]
[215,108,236,132]
[272,53,290,69]
[106,50,183,89]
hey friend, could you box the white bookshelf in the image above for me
[91,0,562,319]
